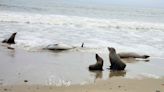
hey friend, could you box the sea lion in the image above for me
[46,43,84,51]
[46,43,75,50]
[108,47,126,70]
[89,54,104,71]
[81,42,84,48]
[118,52,150,59]
[2,32,17,44]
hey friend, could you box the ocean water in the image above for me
[0,0,164,85]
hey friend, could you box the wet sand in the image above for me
[0,45,164,92]
[0,78,164,92]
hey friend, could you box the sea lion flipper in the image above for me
[2,39,7,43]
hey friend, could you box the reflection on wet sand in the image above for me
[89,70,127,81]
[90,70,103,79]
[0,45,15,57]
[109,70,126,78]
[89,70,103,83]
[7,48,15,57]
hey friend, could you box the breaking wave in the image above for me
[0,11,164,31]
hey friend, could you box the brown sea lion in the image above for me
[108,47,126,70]
[2,32,17,44]
[89,54,104,71]
[118,52,150,59]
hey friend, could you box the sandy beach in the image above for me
[0,78,164,92]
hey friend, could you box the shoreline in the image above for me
[0,77,164,92]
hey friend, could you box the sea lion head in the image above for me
[8,32,17,44]
[143,55,150,58]
[95,53,103,64]
[12,32,17,36]
[108,47,116,53]
[10,32,17,40]
[95,53,99,59]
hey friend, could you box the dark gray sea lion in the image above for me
[108,47,126,70]
[118,52,150,59]
[89,54,104,71]
[2,32,17,44]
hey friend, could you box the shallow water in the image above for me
[0,47,164,86]
[0,19,164,57]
